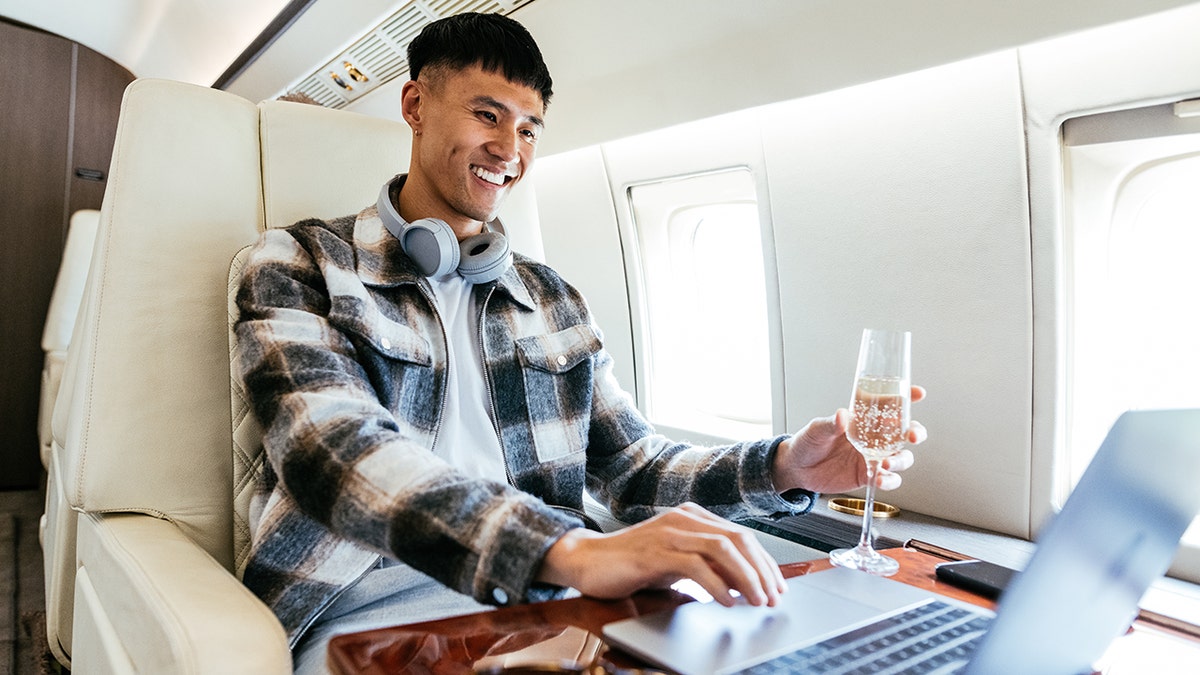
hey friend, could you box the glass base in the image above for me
[829,545,900,576]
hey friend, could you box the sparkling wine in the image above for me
[830,328,911,577]
[848,375,910,461]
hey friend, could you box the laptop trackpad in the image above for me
[603,567,929,675]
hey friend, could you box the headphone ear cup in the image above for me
[400,218,459,277]
[457,231,512,284]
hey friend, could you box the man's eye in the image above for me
[521,129,539,143]
[478,111,498,123]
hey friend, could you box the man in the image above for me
[235,12,924,672]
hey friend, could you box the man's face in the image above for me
[402,65,544,234]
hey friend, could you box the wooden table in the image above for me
[327,546,1198,674]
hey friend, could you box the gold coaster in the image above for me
[829,497,900,518]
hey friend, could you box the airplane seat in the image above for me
[44,78,283,673]
[45,76,545,673]
[37,208,101,472]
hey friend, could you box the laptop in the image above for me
[603,409,1200,674]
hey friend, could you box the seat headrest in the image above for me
[58,79,264,565]
[42,209,101,352]
[259,99,410,230]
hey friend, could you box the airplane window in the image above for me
[1065,124,1200,548]
[627,169,773,440]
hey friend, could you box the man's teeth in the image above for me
[472,166,509,186]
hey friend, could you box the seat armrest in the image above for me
[74,512,291,674]
[38,350,67,467]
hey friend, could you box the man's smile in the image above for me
[472,164,515,186]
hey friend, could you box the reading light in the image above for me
[1174,98,1200,118]
[329,72,352,91]
[343,62,369,83]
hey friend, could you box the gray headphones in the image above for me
[376,177,512,284]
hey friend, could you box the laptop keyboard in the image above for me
[732,600,992,674]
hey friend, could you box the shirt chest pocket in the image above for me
[514,324,603,463]
[330,302,439,430]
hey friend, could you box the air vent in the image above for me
[281,0,537,109]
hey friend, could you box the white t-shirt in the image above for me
[426,272,508,483]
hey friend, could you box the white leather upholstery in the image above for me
[46,77,279,673]
[45,77,544,672]
[74,513,289,674]
[258,99,412,230]
[38,208,100,469]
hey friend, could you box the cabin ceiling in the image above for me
[3,0,1200,154]
[228,0,539,109]
[0,0,536,97]
[0,0,296,85]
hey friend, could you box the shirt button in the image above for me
[492,587,509,605]
[380,337,392,350]
[556,354,567,367]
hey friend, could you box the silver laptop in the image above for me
[603,409,1200,674]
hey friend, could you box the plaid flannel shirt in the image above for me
[234,185,814,645]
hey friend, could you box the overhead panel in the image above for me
[285,0,536,108]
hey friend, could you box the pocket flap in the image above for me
[515,324,602,374]
[329,298,432,366]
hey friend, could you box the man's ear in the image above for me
[400,80,423,132]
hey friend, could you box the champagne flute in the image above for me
[829,328,911,576]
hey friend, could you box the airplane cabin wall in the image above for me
[535,51,1033,538]
[760,52,1032,536]
[532,3,1200,540]
[1018,3,1200,541]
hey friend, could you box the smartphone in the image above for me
[934,559,1018,599]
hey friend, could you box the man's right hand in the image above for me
[534,503,786,607]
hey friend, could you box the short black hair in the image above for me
[408,12,553,107]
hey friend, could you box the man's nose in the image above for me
[486,126,522,164]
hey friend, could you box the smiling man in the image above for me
[234,12,922,674]
[398,66,543,230]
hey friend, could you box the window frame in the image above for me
[1053,102,1200,583]
[616,166,786,443]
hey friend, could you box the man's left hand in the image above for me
[770,386,926,494]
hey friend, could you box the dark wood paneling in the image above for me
[0,21,133,490]
[68,44,134,217]
[0,20,74,490]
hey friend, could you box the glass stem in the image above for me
[857,459,881,552]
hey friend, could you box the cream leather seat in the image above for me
[43,78,412,673]
[38,208,100,471]
[44,77,542,673]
